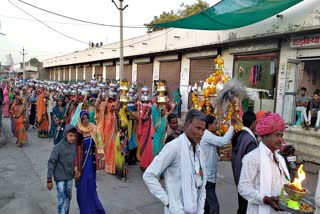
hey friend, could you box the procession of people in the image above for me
[1,76,319,214]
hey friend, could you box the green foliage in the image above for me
[146,0,209,33]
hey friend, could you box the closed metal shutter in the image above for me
[60,69,64,81]
[159,61,181,100]
[71,68,76,80]
[106,66,116,81]
[123,65,132,83]
[188,58,215,109]
[85,67,92,82]
[137,63,153,94]
[55,70,59,81]
[95,66,103,81]
[65,69,69,81]
[78,67,84,81]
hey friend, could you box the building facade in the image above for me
[43,0,320,125]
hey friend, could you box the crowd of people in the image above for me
[0,79,184,213]
[1,78,320,214]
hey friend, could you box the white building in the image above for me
[43,0,320,164]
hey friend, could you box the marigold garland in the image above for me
[191,55,243,135]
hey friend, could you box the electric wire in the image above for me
[6,0,174,57]
[8,0,89,45]
[17,0,148,29]
[0,14,99,26]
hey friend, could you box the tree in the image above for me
[146,0,209,33]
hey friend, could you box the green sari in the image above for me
[151,105,167,157]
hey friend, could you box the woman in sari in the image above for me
[151,104,167,157]
[2,83,10,118]
[127,102,140,165]
[10,92,28,147]
[74,110,105,214]
[49,96,67,145]
[115,104,129,180]
[97,94,117,175]
[28,90,37,129]
[138,100,154,170]
[83,94,97,125]
[9,88,16,136]
[37,92,49,138]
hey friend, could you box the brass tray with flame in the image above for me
[279,196,315,214]
[279,164,315,214]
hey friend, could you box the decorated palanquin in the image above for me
[191,55,248,161]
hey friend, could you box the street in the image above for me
[0,117,318,214]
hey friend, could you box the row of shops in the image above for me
[45,32,320,126]
[43,0,320,127]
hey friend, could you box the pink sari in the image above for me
[2,85,10,118]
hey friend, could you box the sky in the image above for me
[0,0,217,65]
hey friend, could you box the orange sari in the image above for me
[12,101,28,145]
[100,101,117,174]
[36,94,49,137]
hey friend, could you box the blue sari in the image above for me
[49,105,66,145]
[76,136,105,214]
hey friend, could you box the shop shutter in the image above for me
[106,66,116,81]
[188,58,215,109]
[159,61,181,100]
[55,70,59,81]
[85,67,92,82]
[123,65,132,83]
[71,68,76,80]
[60,69,64,81]
[77,67,84,81]
[65,69,69,81]
[95,66,103,81]
[137,63,153,94]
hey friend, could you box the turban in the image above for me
[256,110,266,123]
[256,112,286,136]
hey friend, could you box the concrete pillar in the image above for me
[76,67,78,81]
[58,68,61,81]
[152,60,160,92]
[221,49,234,78]
[92,66,95,79]
[132,62,137,84]
[103,66,107,81]
[180,55,191,112]
[69,68,72,80]
[83,66,86,81]
[116,64,120,80]
[276,40,298,115]
[49,70,52,80]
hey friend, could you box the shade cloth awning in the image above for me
[155,0,303,30]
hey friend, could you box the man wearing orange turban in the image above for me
[238,112,290,214]
[255,110,266,123]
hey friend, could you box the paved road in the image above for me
[0,117,318,213]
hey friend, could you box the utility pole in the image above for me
[20,47,27,80]
[112,0,128,81]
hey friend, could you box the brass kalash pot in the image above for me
[157,81,167,104]
[119,80,130,103]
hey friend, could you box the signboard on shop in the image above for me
[290,33,320,48]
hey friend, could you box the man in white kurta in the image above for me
[143,109,207,214]
[238,112,290,214]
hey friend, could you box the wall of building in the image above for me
[43,0,320,68]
